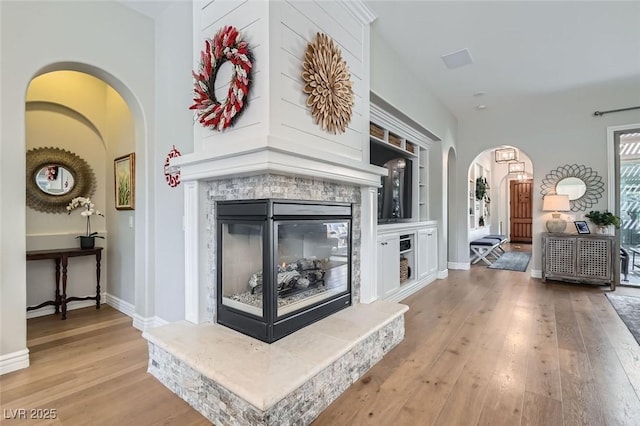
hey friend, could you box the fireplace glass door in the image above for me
[217,199,352,343]
[275,220,349,317]
[220,223,264,318]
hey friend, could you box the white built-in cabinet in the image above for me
[377,223,438,302]
[377,234,400,299]
[419,149,428,221]
[369,101,439,302]
[417,227,438,280]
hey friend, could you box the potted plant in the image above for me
[475,177,490,203]
[585,210,620,234]
[67,196,105,248]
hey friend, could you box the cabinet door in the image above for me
[545,236,577,276]
[417,229,429,280]
[378,235,400,298]
[577,237,612,280]
[427,228,438,275]
[417,228,438,279]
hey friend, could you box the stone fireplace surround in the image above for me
[204,174,364,317]
[143,173,409,424]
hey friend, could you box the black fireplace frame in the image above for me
[216,199,352,343]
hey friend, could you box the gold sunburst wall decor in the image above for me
[302,32,354,134]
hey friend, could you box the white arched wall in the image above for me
[0,0,154,374]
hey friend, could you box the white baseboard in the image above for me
[436,269,448,279]
[105,294,135,318]
[105,295,167,330]
[26,293,106,319]
[133,314,152,331]
[386,275,436,303]
[0,349,30,375]
[133,314,169,331]
[448,261,470,270]
[530,269,542,279]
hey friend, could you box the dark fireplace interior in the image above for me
[216,199,352,343]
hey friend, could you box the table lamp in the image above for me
[542,194,571,233]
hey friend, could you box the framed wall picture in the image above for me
[114,153,135,210]
[574,220,590,234]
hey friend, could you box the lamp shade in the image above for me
[542,194,570,212]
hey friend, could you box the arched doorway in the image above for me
[25,70,137,322]
[466,146,535,259]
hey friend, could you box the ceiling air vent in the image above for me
[441,48,473,69]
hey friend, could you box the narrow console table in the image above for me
[26,247,103,319]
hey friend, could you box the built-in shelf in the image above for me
[469,162,491,231]
[370,108,431,222]
[369,134,419,158]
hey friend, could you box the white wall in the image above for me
[456,79,640,272]
[269,0,369,164]
[153,1,194,322]
[190,0,371,170]
[370,27,458,271]
[105,86,136,304]
[0,0,154,368]
[192,0,269,156]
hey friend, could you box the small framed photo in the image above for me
[114,153,135,210]
[574,220,590,234]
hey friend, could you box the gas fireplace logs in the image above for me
[249,258,326,295]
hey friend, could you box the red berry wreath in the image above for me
[190,26,253,131]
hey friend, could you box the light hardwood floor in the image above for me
[2,266,640,425]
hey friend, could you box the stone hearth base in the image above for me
[143,300,408,425]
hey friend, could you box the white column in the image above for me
[184,180,202,323]
[359,186,378,303]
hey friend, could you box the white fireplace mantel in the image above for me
[173,141,386,187]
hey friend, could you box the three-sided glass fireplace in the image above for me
[216,199,352,343]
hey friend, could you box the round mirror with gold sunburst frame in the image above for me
[26,147,96,213]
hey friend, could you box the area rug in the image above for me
[606,294,640,345]
[487,251,531,272]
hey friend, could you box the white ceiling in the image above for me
[119,1,640,120]
[118,0,170,19]
[366,0,640,118]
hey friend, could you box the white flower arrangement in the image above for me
[66,196,104,238]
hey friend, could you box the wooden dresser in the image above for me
[541,232,615,290]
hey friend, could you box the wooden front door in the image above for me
[510,179,533,243]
